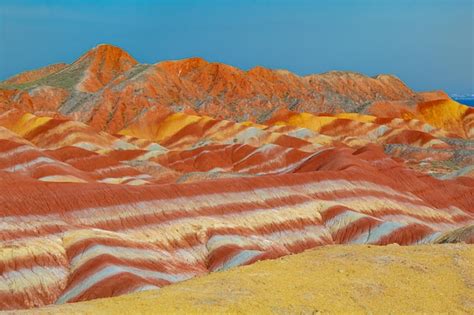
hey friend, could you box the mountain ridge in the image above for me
[0,45,416,88]
[1,44,470,139]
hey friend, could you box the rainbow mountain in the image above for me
[0,44,472,310]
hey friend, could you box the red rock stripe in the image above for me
[74,189,450,234]
[0,253,66,274]
[65,254,202,291]
[0,223,71,242]
[331,217,381,244]
[0,284,63,310]
[0,169,472,218]
[66,237,170,260]
[66,272,172,303]
[21,119,65,141]
[206,245,260,271]
[376,223,434,245]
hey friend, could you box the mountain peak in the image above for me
[74,44,138,92]
[81,44,135,60]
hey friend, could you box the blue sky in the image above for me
[0,0,472,94]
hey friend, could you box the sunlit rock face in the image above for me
[0,45,472,311]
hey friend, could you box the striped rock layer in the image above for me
[0,45,473,311]
[0,107,472,310]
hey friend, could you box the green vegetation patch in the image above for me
[0,63,86,91]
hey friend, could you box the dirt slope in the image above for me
[24,244,474,314]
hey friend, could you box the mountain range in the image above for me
[2,44,471,136]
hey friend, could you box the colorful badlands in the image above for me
[0,44,472,311]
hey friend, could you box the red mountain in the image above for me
[2,44,457,133]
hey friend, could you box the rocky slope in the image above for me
[0,63,68,86]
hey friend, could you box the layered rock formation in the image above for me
[0,44,472,311]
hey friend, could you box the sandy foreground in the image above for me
[12,244,474,314]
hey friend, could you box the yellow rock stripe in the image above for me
[10,113,52,137]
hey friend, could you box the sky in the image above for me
[0,0,472,94]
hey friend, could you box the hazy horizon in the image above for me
[0,0,472,94]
